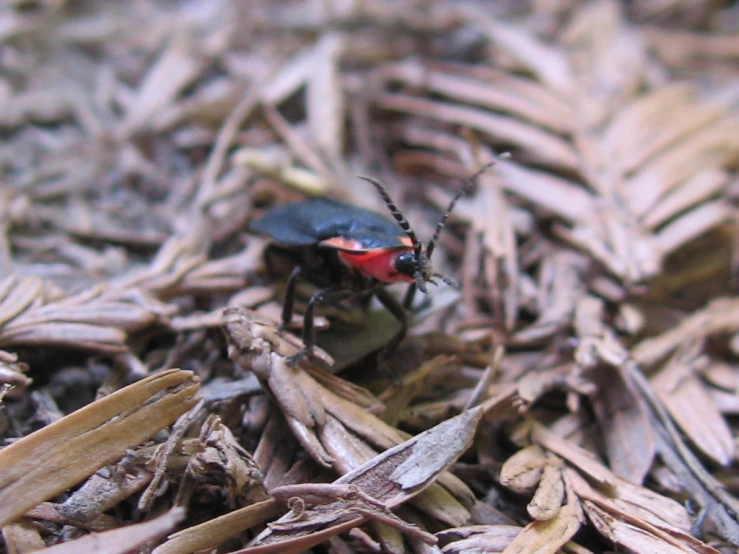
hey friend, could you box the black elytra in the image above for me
[250,162,496,365]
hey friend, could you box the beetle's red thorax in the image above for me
[338,249,415,283]
[319,236,415,283]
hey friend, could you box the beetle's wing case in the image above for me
[250,198,408,249]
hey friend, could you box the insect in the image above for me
[251,163,494,365]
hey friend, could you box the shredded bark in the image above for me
[1,1,738,553]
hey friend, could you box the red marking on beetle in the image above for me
[319,236,416,282]
[319,236,413,252]
[337,249,415,283]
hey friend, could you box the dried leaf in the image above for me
[152,500,281,554]
[527,461,565,521]
[28,508,185,554]
[583,500,719,554]
[633,298,739,366]
[591,367,654,483]
[244,408,483,553]
[0,370,199,527]
[376,93,579,168]
[652,349,735,465]
[120,37,206,136]
[306,33,345,164]
[437,525,521,553]
[501,478,582,554]
[499,445,547,492]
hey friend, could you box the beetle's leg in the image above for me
[281,266,303,331]
[402,283,417,309]
[403,282,433,311]
[375,287,408,358]
[287,287,350,366]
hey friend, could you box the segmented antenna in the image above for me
[358,175,423,258]
[426,159,500,259]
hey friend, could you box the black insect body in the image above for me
[251,165,492,365]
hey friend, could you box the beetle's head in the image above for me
[393,248,454,293]
[358,160,498,294]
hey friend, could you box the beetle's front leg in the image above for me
[402,283,417,309]
[374,287,408,359]
[287,286,351,366]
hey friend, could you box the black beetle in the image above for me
[250,163,494,365]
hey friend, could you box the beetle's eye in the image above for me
[394,252,417,277]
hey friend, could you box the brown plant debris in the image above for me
[1,1,739,553]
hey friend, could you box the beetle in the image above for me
[250,163,494,365]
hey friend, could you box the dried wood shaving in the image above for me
[1,1,738,552]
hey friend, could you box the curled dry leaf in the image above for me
[499,445,549,493]
[269,483,437,543]
[527,460,565,522]
[499,473,583,554]
[242,407,483,553]
[499,445,567,523]
[185,415,269,507]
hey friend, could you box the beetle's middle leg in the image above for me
[280,266,303,331]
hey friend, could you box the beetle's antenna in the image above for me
[433,273,458,287]
[358,175,423,258]
[426,158,503,259]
